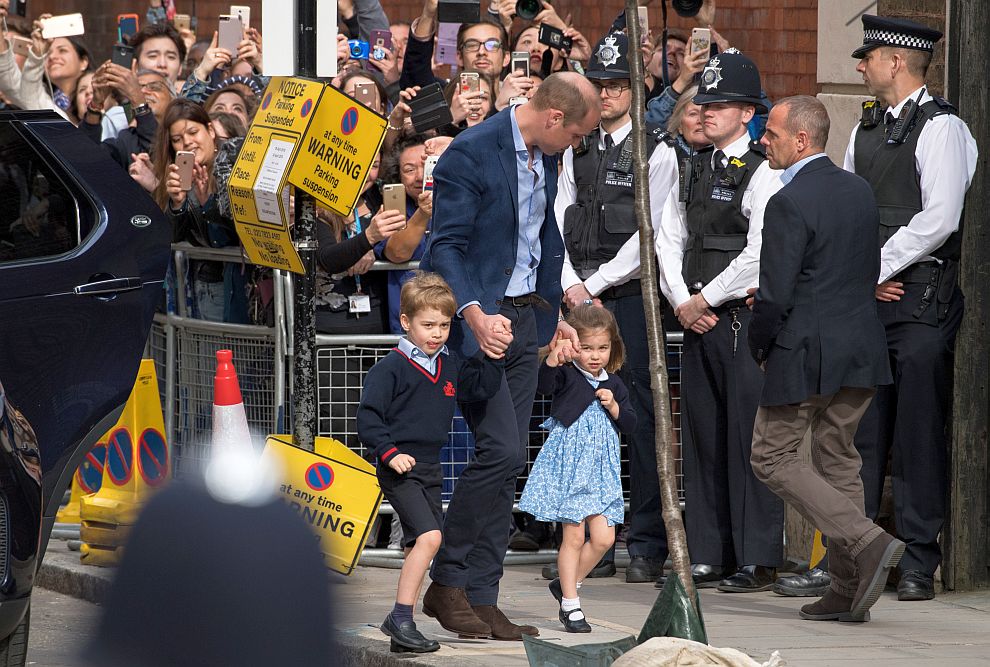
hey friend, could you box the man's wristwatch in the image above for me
[133,103,152,117]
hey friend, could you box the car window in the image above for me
[0,124,81,263]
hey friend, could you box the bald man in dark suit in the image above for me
[748,96,901,623]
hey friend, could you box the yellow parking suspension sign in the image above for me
[262,435,383,575]
[228,76,326,274]
[287,84,387,216]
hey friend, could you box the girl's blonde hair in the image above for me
[565,304,625,373]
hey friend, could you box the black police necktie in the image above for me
[713,149,727,174]
[604,133,614,150]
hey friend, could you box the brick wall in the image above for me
[25,0,817,101]
[878,0,946,97]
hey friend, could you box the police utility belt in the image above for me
[892,259,957,321]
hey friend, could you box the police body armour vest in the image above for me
[853,97,961,261]
[682,143,766,289]
[562,126,663,275]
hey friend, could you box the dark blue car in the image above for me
[0,110,169,663]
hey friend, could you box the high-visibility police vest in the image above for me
[681,143,766,290]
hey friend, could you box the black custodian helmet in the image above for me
[692,48,767,112]
[585,32,631,80]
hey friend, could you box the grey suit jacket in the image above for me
[749,156,892,406]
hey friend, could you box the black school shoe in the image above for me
[380,614,440,653]
[717,565,777,592]
[559,607,592,633]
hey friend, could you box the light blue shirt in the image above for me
[780,152,828,185]
[505,106,547,297]
[397,337,448,375]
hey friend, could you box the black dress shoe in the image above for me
[559,607,592,633]
[773,567,831,597]
[717,565,777,592]
[542,559,615,581]
[654,563,727,589]
[380,615,440,653]
[549,578,563,603]
[625,556,665,583]
[897,570,935,601]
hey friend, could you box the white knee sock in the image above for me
[561,596,584,620]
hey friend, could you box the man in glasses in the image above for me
[455,22,509,78]
[554,31,680,586]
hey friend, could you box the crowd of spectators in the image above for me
[0,0,737,331]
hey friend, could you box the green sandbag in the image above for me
[523,634,638,667]
[637,571,708,644]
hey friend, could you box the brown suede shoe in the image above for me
[799,589,869,622]
[851,533,905,621]
[422,582,492,638]
[471,605,539,640]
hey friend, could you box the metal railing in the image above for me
[153,245,685,561]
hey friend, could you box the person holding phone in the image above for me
[130,23,186,90]
[81,66,173,168]
[154,98,249,323]
[0,13,91,121]
[443,72,494,130]
[180,27,263,105]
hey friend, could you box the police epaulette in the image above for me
[654,129,678,147]
[930,96,958,114]
[748,139,766,156]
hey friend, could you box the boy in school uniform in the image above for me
[357,272,504,653]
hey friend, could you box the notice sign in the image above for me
[262,435,383,575]
[287,84,387,216]
[228,76,325,273]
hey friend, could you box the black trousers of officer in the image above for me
[854,282,964,576]
[680,305,784,567]
[604,291,669,561]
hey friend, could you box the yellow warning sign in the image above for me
[228,76,325,274]
[262,435,383,575]
[287,85,387,216]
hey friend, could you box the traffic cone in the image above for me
[211,350,254,456]
[80,359,169,566]
[206,350,279,506]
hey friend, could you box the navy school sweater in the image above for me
[357,349,504,466]
[537,362,638,435]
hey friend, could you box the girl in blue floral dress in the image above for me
[519,305,637,633]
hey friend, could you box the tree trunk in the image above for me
[624,0,699,613]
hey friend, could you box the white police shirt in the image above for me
[843,86,978,284]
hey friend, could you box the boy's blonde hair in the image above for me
[399,272,458,319]
[565,304,626,373]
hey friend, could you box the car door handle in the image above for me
[73,277,143,296]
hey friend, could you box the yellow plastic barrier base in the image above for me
[80,494,143,526]
[262,435,383,575]
[79,542,124,568]
[79,359,169,566]
[55,501,82,525]
[80,521,132,550]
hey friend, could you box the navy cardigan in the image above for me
[537,362,637,435]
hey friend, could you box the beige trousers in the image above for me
[750,387,884,597]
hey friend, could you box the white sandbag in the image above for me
[612,637,784,667]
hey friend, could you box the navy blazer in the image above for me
[537,363,637,435]
[749,156,892,406]
[420,108,564,357]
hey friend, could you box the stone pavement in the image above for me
[38,539,990,666]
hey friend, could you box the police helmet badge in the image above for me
[702,56,722,91]
[596,34,621,68]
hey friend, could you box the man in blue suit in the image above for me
[420,72,601,639]
[748,96,901,623]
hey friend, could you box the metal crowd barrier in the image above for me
[152,245,685,562]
